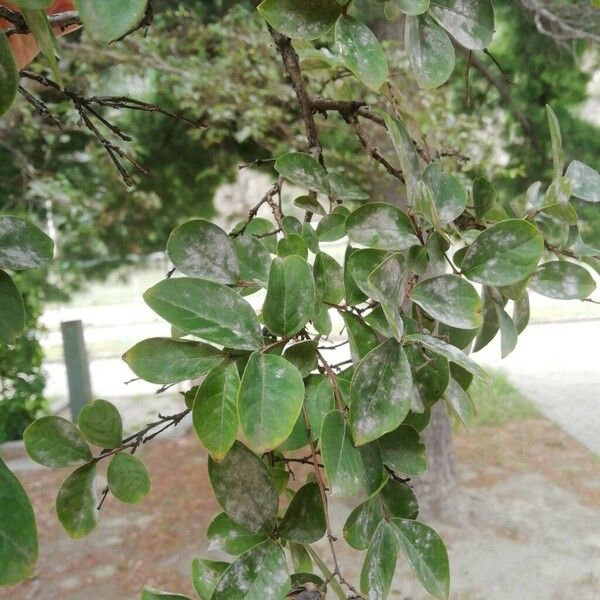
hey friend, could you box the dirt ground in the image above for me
[2,417,599,600]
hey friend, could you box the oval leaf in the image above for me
[123,337,223,384]
[193,362,240,461]
[238,352,305,453]
[257,0,342,39]
[350,339,413,446]
[56,463,98,539]
[379,425,427,476]
[107,453,150,504]
[77,399,123,449]
[566,160,600,203]
[406,14,455,89]
[360,521,398,600]
[24,416,92,468]
[233,235,272,288]
[320,410,364,497]
[0,216,54,271]
[274,152,330,194]
[429,0,495,50]
[167,219,240,284]
[207,512,267,555]
[208,441,278,534]
[263,256,315,337]
[0,458,38,586]
[75,0,148,43]
[529,261,596,299]
[346,203,419,251]
[335,15,389,91]
[144,278,263,351]
[0,270,25,344]
[191,558,229,600]
[461,219,544,286]
[278,482,326,544]
[411,274,483,329]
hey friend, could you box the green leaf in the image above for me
[360,521,398,600]
[444,377,474,427]
[407,346,450,408]
[314,251,345,304]
[233,235,272,288]
[167,219,240,284]
[75,0,148,43]
[472,176,497,220]
[278,482,326,543]
[263,256,315,337]
[192,363,239,460]
[212,540,290,600]
[207,512,267,555]
[344,495,384,550]
[107,453,150,504]
[392,518,449,599]
[0,215,54,271]
[77,399,123,449]
[406,14,455,89]
[566,160,600,203]
[282,216,303,236]
[379,424,427,475]
[0,32,18,118]
[545,105,564,180]
[141,588,191,600]
[329,172,369,201]
[513,292,530,334]
[232,217,278,253]
[294,195,326,216]
[317,210,348,242]
[24,416,92,468]
[345,247,368,306]
[123,337,223,384]
[304,374,335,435]
[56,463,98,538]
[346,248,390,299]
[406,333,490,382]
[530,261,596,299]
[411,274,483,329]
[367,252,407,305]
[289,543,313,573]
[312,302,332,335]
[346,203,418,251]
[208,441,278,534]
[21,9,62,85]
[391,0,430,15]
[283,340,318,378]
[381,114,421,202]
[302,222,320,254]
[144,278,262,351]
[277,234,308,259]
[350,339,413,445]
[274,152,330,194]
[342,312,380,364]
[191,558,229,600]
[257,0,342,39]
[381,479,419,520]
[421,163,467,223]
[461,219,544,286]
[0,458,38,586]
[320,410,364,497]
[494,302,518,358]
[335,15,389,91]
[360,443,386,495]
[429,0,494,50]
[0,270,25,344]
[238,352,305,453]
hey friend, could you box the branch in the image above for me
[1,8,80,36]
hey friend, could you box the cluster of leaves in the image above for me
[2,1,600,599]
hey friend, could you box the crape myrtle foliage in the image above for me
[1,1,600,599]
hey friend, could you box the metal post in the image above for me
[61,320,92,421]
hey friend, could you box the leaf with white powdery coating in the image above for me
[167,219,240,284]
[530,261,596,300]
[75,0,148,43]
[78,399,123,449]
[238,352,304,453]
[566,160,600,203]
[207,512,267,555]
[144,278,263,352]
[212,540,290,600]
[274,152,330,194]
[24,416,92,468]
[350,339,413,446]
[346,203,418,251]
[335,15,389,91]
[208,441,278,534]
[278,482,326,544]
[257,0,342,39]
[0,215,54,271]
[461,219,544,286]
[0,458,38,586]
[429,0,495,50]
[123,337,223,384]
[107,453,150,504]
[0,270,25,344]
[321,410,364,497]
[193,362,240,461]
[410,274,483,329]
[379,424,427,476]
[360,521,398,600]
[191,558,229,600]
[56,462,98,539]
[392,518,450,599]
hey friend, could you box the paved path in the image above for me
[477,319,600,455]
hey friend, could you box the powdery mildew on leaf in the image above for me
[0,216,53,271]
[429,0,494,50]
[566,160,600,203]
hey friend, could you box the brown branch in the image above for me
[1,8,80,36]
